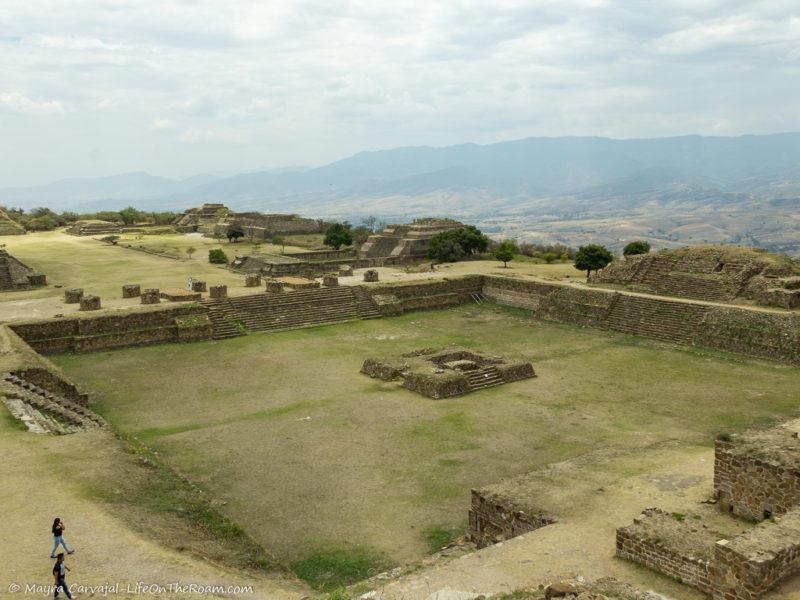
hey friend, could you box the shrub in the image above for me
[208,248,228,264]
[623,240,651,257]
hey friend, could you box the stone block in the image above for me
[209,284,228,299]
[27,274,47,286]
[245,274,262,287]
[363,269,379,282]
[122,284,141,298]
[191,280,207,292]
[79,295,101,311]
[64,288,84,304]
[339,265,354,277]
[141,288,161,304]
[265,280,284,293]
[323,274,339,287]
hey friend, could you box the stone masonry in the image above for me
[122,284,141,298]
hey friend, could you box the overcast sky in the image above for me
[1,0,799,187]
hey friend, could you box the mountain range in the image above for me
[2,133,799,254]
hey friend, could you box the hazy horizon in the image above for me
[3,1,799,187]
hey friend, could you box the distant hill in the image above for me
[1,133,799,254]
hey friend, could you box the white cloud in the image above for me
[0,92,64,115]
[0,0,798,185]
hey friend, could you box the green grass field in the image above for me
[53,303,800,583]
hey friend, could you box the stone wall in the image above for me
[468,487,556,548]
[615,508,717,595]
[715,433,800,521]
[10,304,212,354]
[715,508,800,600]
[365,276,484,315]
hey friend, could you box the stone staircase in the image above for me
[0,257,14,290]
[466,366,504,391]
[203,286,382,338]
[0,374,106,434]
[203,298,244,340]
[603,294,709,345]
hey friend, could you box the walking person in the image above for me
[50,518,74,558]
[52,553,73,599]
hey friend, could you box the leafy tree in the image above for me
[185,246,197,259]
[272,235,286,254]
[324,223,353,250]
[574,244,613,279]
[494,240,517,267]
[93,211,123,223]
[542,252,558,264]
[208,248,228,264]
[151,211,177,225]
[350,225,372,245]
[226,224,245,243]
[623,240,651,257]
[25,215,59,231]
[427,226,489,262]
[119,206,141,226]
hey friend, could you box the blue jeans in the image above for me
[54,577,72,599]
[50,536,71,557]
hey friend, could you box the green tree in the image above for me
[427,226,489,263]
[119,206,140,226]
[226,224,245,243]
[494,240,517,267]
[208,248,228,264]
[574,244,613,279]
[324,223,353,250]
[185,246,197,260]
[542,252,558,264]
[272,236,286,254]
[623,240,651,257]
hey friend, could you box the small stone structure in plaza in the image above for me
[339,265,354,277]
[160,288,201,302]
[190,280,207,293]
[275,276,319,290]
[361,345,535,399]
[122,284,141,298]
[79,295,101,311]
[141,289,161,304]
[64,288,84,304]
[265,279,284,293]
[245,274,262,287]
[363,269,379,282]
[617,419,800,600]
[209,285,227,299]
[322,274,339,287]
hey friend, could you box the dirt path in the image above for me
[360,445,800,600]
[0,423,308,600]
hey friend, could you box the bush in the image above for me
[208,248,228,264]
[623,240,651,257]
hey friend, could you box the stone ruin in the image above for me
[191,280,207,292]
[617,420,800,599]
[265,279,284,293]
[274,276,319,291]
[0,250,46,291]
[0,208,25,235]
[363,269,379,282]
[209,284,227,299]
[361,345,535,399]
[245,273,262,287]
[141,288,160,304]
[592,245,800,308]
[322,274,338,287]
[160,288,201,302]
[122,284,141,298]
[79,295,101,311]
[65,219,121,236]
[358,217,465,259]
[339,265,354,277]
[64,288,83,304]
[172,202,323,239]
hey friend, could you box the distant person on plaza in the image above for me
[50,518,74,558]
[187,276,193,291]
[52,553,73,599]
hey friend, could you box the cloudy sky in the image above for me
[1,0,799,186]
